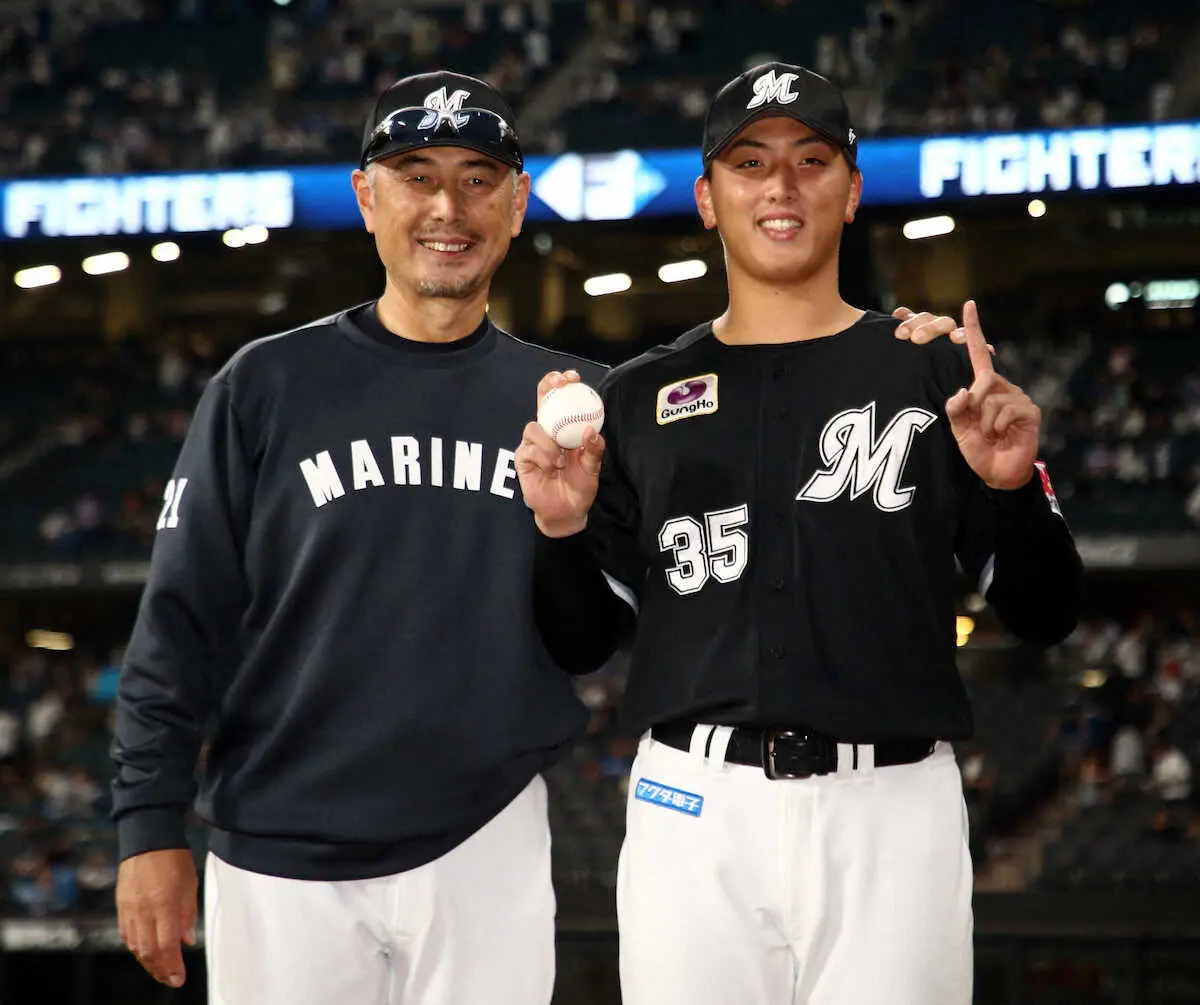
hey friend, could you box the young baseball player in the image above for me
[111,71,602,1005]
[516,63,1082,1005]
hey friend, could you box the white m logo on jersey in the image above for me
[797,403,937,512]
[747,70,800,109]
[421,86,471,130]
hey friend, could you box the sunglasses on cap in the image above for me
[360,105,524,171]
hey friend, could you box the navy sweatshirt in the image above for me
[111,304,601,880]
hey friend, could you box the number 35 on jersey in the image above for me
[658,504,749,596]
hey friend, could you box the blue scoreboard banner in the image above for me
[3,121,1197,240]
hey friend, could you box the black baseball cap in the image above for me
[702,62,858,170]
[360,70,524,171]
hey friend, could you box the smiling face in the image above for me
[695,116,861,290]
[352,145,530,301]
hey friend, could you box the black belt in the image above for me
[651,721,936,780]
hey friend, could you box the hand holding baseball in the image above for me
[944,300,1041,491]
[515,370,605,537]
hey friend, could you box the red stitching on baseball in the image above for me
[552,409,603,437]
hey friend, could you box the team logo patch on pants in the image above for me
[634,778,704,816]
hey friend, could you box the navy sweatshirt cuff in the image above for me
[117,807,190,862]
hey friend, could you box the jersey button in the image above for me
[772,362,788,379]
[771,577,785,591]
[768,644,785,658]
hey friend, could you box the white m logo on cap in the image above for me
[421,87,472,129]
[747,70,800,109]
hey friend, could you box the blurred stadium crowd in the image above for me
[0,0,1187,176]
[2,0,1200,926]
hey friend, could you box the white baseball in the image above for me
[538,382,605,449]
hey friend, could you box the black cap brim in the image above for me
[705,106,857,169]
[361,71,523,171]
[363,136,523,171]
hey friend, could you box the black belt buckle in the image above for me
[761,729,837,780]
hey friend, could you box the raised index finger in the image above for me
[962,299,994,378]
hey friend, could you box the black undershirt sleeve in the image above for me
[955,471,1083,647]
[533,370,644,674]
[533,529,634,675]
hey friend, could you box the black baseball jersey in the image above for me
[111,304,602,881]
[573,311,1081,742]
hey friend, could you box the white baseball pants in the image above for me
[203,775,555,1005]
[618,729,973,1005]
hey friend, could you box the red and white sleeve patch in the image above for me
[1033,460,1063,517]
